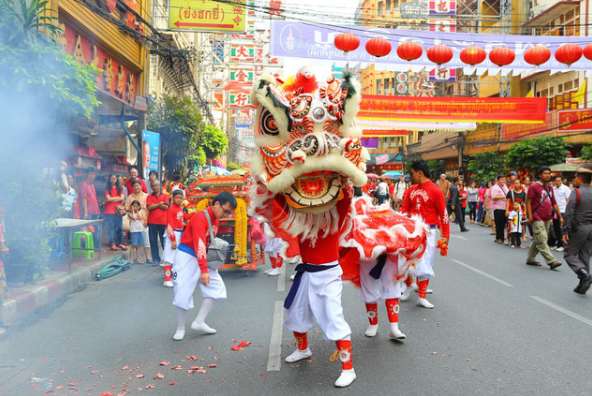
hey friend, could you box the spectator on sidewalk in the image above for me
[490,175,509,244]
[125,167,147,194]
[393,175,408,211]
[447,177,469,232]
[459,182,468,224]
[147,180,169,265]
[104,174,126,251]
[507,171,518,187]
[169,174,184,194]
[562,167,592,294]
[375,178,389,205]
[525,166,563,270]
[61,174,77,219]
[506,178,527,245]
[437,174,450,199]
[128,200,147,264]
[125,180,151,263]
[467,181,479,224]
[549,174,571,252]
[79,167,101,248]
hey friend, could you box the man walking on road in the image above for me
[375,178,389,205]
[562,167,592,294]
[447,177,469,232]
[437,173,450,199]
[550,174,570,252]
[525,166,563,270]
[490,175,509,244]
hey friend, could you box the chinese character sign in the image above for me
[230,45,255,62]
[230,92,251,107]
[169,0,246,32]
[429,0,455,15]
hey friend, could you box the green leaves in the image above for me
[467,151,506,182]
[505,136,570,172]
[201,125,228,160]
[581,143,592,162]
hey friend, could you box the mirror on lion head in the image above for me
[250,67,369,213]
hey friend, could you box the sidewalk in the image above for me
[0,249,128,329]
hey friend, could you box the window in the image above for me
[377,79,383,95]
[541,89,548,97]
[386,0,391,11]
[550,87,554,96]
[378,1,384,14]
[558,84,563,93]
[574,79,579,89]
[564,81,573,91]
[384,79,390,94]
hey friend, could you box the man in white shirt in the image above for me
[394,175,408,210]
[551,174,571,252]
[375,179,389,205]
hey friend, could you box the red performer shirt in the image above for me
[298,188,353,265]
[400,180,450,239]
[166,203,192,243]
[179,206,218,274]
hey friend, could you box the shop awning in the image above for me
[420,131,461,161]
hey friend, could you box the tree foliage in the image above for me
[227,162,244,171]
[505,136,570,172]
[147,94,204,176]
[581,143,592,162]
[0,0,100,124]
[466,151,506,183]
[200,124,228,160]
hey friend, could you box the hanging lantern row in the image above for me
[333,33,592,67]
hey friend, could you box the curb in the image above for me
[0,254,125,327]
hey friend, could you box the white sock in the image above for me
[176,307,187,331]
[194,297,216,324]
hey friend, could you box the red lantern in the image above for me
[523,45,551,67]
[583,43,592,60]
[427,44,453,65]
[460,46,486,66]
[366,37,392,58]
[396,41,423,61]
[334,33,360,53]
[555,43,583,66]
[489,46,515,67]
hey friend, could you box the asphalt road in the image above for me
[1,225,591,396]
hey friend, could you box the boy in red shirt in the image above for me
[162,190,190,287]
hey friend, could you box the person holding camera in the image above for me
[561,167,592,295]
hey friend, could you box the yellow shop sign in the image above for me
[169,0,247,32]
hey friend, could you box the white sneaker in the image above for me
[191,321,217,334]
[159,262,165,267]
[163,280,174,288]
[290,274,295,281]
[334,368,356,388]
[417,298,434,309]
[264,268,273,274]
[365,324,378,337]
[173,329,185,341]
[267,267,281,276]
[400,283,417,301]
[550,246,557,250]
[556,247,565,252]
[285,348,312,363]
[388,326,406,340]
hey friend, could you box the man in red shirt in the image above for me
[171,192,236,341]
[147,180,169,265]
[79,167,101,248]
[125,167,147,194]
[399,160,450,309]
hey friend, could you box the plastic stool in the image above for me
[72,231,95,259]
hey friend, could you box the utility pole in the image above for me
[458,131,466,178]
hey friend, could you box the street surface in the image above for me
[1,226,590,395]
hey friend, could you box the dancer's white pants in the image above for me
[414,231,436,279]
[172,250,227,310]
[162,231,182,265]
[360,256,403,302]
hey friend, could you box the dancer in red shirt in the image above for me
[399,160,450,309]
[161,190,192,287]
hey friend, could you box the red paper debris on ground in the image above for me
[159,361,170,366]
[230,346,243,351]
[171,365,182,370]
[175,351,181,354]
[260,371,264,376]
[232,339,237,343]
[207,364,217,368]
[187,355,197,361]
[145,384,155,389]
[91,370,99,374]
[56,386,64,390]
[69,382,78,386]
[154,373,164,379]
[237,341,251,348]
[208,346,214,350]
[100,393,115,396]
[190,366,203,370]
[121,365,129,370]
[137,387,143,391]
[168,382,176,386]
[135,374,144,379]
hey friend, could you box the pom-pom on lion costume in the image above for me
[248,69,429,388]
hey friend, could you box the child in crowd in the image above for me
[162,190,191,287]
[128,200,147,263]
[507,202,525,248]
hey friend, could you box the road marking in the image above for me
[450,234,469,241]
[277,263,286,292]
[451,259,513,287]
[267,300,284,372]
[530,296,592,327]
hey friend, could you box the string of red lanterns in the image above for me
[332,33,588,67]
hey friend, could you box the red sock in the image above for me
[405,274,414,287]
[270,256,277,268]
[418,279,429,299]
[335,340,353,370]
[385,298,400,323]
[276,255,284,268]
[365,303,378,325]
[294,331,308,351]
[164,264,172,282]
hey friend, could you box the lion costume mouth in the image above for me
[284,171,343,209]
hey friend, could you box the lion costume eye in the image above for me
[259,108,280,136]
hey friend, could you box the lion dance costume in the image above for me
[249,68,429,387]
